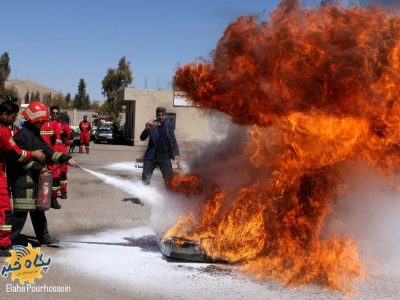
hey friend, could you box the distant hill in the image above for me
[5,79,62,100]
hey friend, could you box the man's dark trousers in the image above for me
[7,210,49,242]
[142,158,172,185]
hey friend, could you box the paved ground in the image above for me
[0,143,399,299]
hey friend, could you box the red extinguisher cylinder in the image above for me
[37,172,53,210]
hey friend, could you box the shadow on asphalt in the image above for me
[64,235,211,264]
[19,233,219,265]
[65,235,159,253]
[122,197,144,205]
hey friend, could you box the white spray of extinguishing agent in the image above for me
[79,167,163,206]
[79,165,196,233]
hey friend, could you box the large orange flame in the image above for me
[166,0,400,294]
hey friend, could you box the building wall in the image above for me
[120,88,225,147]
[124,101,135,139]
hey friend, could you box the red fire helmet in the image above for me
[21,101,49,123]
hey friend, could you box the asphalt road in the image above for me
[0,143,399,299]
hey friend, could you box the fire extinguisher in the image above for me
[36,171,53,210]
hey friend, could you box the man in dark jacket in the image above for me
[140,106,180,186]
[6,101,78,247]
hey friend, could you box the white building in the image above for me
[118,88,227,149]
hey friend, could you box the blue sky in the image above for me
[0,0,383,101]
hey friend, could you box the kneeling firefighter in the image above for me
[6,101,78,246]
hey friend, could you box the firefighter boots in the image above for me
[60,191,67,199]
[0,245,11,257]
[51,198,61,209]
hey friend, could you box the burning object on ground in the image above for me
[158,236,212,262]
[164,0,400,294]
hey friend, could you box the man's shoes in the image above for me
[39,236,60,247]
[11,235,29,247]
[60,191,67,200]
[0,246,12,257]
[51,198,61,209]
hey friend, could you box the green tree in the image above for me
[0,52,11,99]
[65,92,71,103]
[74,78,90,109]
[43,92,51,104]
[101,56,133,122]
[3,86,19,101]
[24,91,30,104]
[35,91,41,101]
[30,91,34,102]
[49,92,67,108]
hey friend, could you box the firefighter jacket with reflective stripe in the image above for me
[0,122,32,195]
[7,122,71,210]
[51,120,71,149]
[57,122,72,155]
[51,120,64,152]
[40,121,54,146]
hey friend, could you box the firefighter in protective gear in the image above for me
[59,113,72,199]
[49,107,72,200]
[79,115,91,154]
[50,106,64,207]
[0,101,45,256]
[40,107,62,209]
[6,101,78,247]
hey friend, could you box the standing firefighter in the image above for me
[58,112,72,199]
[140,106,180,186]
[49,106,69,206]
[0,101,45,256]
[6,102,78,247]
[40,107,62,209]
[79,115,91,154]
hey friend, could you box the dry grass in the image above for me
[5,78,61,99]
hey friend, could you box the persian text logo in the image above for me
[1,244,52,284]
